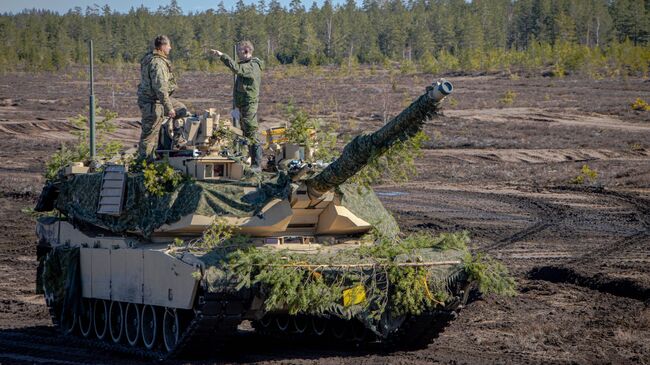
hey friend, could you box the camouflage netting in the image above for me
[54,172,289,236]
[337,183,399,238]
[42,246,81,327]
[53,171,398,238]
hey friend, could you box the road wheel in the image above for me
[93,299,108,340]
[78,298,93,338]
[141,305,159,350]
[109,301,124,343]
[275,315,290,332]
[331,319,347,339]
[351,320,367,342]
[258,315,272,329]
[163,308,180,352]
[292,316,309,334]
[311,317,327,336]
[125,303,141,346]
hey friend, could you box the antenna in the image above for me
[89,40,96,159]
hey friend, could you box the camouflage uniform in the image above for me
[137,49,186,160]
[219,54,265,165]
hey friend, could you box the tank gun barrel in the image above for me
[306,79,452,197]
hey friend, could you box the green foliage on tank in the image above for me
[185,227,515,337]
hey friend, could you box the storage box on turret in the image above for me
[64,162,89,175]
[184,156,244,180]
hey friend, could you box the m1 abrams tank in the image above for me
[34,79,469,359]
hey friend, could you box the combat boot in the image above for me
[249,144,263,171]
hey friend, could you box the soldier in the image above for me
[137,35,187,160]
[210,41,265,168]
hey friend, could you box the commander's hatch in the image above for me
[97,164,127,216]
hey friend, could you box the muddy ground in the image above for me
[0,66,649,364]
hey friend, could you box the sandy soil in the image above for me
[0,67,649,364]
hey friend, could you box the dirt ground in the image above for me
[0,66,649,364]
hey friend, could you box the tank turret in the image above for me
[306,79,452,197]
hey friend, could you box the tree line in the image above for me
[1,0,649,76]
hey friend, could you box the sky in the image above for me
[0,0,351,14]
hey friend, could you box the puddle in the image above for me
[376,191,408,197]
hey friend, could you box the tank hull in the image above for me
[37,217,471,358]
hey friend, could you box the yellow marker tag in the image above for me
[342,285,366,307]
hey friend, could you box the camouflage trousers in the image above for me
[137,98,186,160]
[237,101,259,142]
[238,102,263,167]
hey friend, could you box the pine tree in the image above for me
[0,0,648,72]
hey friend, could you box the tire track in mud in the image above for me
[530,186,650,302]
[381,185,569,255]
[424,148,650,165]
[0,118,141,143]
[483,197,567,252]
[388,183,650,301]
[529,264,650,302]
[552,186,650,263]
[446,107,650,132]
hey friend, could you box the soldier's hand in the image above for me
[209,49,223,57]
[168,109,176,118]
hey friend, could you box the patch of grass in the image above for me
[400,60,417,75]
[569,164,598,185]
[631,98,650,112]
[500,90,517,105]
[629,143,644,152]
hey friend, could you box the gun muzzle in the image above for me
[428,79,453,102]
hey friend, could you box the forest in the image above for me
[1,0,649,76]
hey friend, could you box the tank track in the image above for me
[252,314,377,345]
[250,309,458,349]
[383,310,457,348]
[45,292,243,360]
[250,282,475,349]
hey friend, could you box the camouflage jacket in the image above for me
[137,50,177,114]
[219,54,264,105]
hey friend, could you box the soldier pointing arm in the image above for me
[210,41,265,169]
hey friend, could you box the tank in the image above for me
[34,79,472,359]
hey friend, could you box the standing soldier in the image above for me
[210,41,265,169]
[137,35,186,160]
